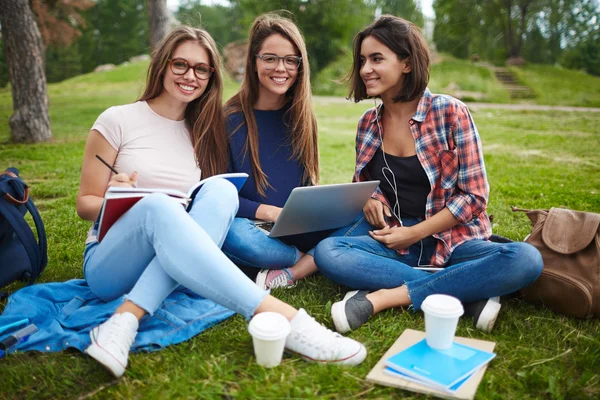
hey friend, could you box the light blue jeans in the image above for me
[314,215,544,310]
[84,179,268,319]
[222,218,322,269]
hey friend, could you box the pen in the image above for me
[0,333,34,359]
[0,323,38,351]
[95,155,119,175]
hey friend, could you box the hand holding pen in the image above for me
[95,155,138,188]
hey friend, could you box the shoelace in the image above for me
[292,315,344,359]
[267,271,293,289]
[105,317,135,356]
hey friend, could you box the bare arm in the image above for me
[255,204,282,222]
[76,130,137,221]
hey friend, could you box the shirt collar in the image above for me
[413,88,432,122]
[369,88,432,125]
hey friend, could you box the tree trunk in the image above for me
[0,0,52,143]
[147,0,171,50]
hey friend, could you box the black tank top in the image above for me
[366,148,430,219]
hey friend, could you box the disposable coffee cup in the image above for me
[247,312,291,368]
[421,294,464,350]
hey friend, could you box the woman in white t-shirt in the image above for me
[76,26,366,378]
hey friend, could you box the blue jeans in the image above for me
[222,218,326,269]
[314,215,544,310]
[84,179,268,319]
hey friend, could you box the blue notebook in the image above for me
[384,365,475,393]
[385,339,496,391]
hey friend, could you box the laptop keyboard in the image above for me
[254,221,274,233]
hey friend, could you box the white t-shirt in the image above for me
[86,101,202,243]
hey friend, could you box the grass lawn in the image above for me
[510,64,600,108]
[314,54,510,103]
[1,63,599,399]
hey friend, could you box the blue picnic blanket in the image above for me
[0,279,235,354]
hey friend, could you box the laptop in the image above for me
[254,181,380,238]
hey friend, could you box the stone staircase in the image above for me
[493,67,536,99]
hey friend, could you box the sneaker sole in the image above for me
[475,299,502,333]
[85,330,126,378]
[255,269,268,290]
[287,343,368,366]
[331,290,359,334]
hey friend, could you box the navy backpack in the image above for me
[0,168,47,297]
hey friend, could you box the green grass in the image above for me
[313,54,510,103]
[314,53,600,107]
[510,64,600,107]
[1,63,600,399]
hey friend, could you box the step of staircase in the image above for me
[493,67,536,99]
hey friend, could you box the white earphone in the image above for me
[373,100,444,271]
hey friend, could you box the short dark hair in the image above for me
[347,15,430,103]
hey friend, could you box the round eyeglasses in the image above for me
[168,58,214,80]
[256,54,302,71]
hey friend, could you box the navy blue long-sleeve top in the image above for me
[227,106,305,219]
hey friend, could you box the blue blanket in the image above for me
[0,279,235,354]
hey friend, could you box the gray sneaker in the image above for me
[331,290,374,333]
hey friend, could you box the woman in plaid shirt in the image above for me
[314,15,543,334]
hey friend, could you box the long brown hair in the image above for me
[225,13,319,196]
[138,26,227,178]
[348,15,430,103]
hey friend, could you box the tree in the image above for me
[232,0,375,74]
[488,0,542,59]
[0,0,52,143]
[177,1,246,48]
[377,0,424,27]
[31,0,94,48]
[77,0,149,72]
[148,0,171,49]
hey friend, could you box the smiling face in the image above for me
[160,40,211,108]
[255,33,299,108]
[359,35,411,100]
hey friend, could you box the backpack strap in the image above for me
[24,196,47,276]
[0,199,41,284]
[0,170,45,284]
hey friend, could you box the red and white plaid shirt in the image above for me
[353,89,492,266]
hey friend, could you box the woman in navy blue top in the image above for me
[222,13,320,290]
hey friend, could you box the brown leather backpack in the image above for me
[512,207,600,318]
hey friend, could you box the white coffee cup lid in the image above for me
[248,312,291,341]
[421,294,464,318]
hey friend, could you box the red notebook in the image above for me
[96,172,248,242]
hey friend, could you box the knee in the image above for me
[200,178,239,215]
[137,193,178,214]
[506,242,544,285]
[223,220,262,260]
[314,238,346,274]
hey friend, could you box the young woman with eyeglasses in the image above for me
[222,13,323,290]
[313,16,543,334]
[77,26,366,378]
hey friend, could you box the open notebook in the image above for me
[97,172,248,242]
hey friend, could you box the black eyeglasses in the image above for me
[168,58,214,80]
[256,54,302,71]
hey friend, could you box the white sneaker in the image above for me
[464,297,502,333]
[85,312,139,377]
[285,309,367,365]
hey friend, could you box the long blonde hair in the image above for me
[139,26,228,178]
[225,13,319,196]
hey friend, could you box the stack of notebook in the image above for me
[367,329,497,400]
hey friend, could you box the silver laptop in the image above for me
[254,181,380,238]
